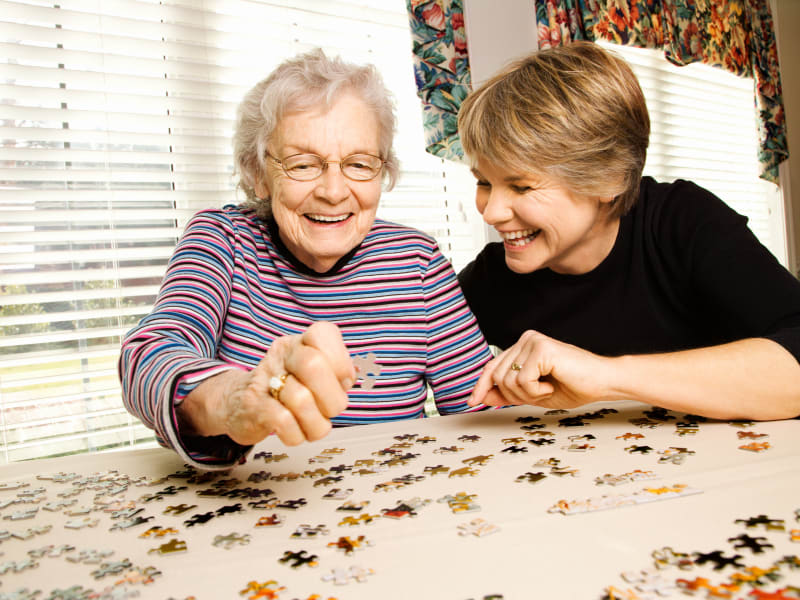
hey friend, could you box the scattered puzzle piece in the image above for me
[278,550,318,569]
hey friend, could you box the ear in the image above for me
[254,174,271,200]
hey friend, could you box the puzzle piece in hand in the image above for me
[278,550,319,569]
[353,352,381,390]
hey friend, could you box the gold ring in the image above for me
[268,373,288,401]
[510,362,522,371]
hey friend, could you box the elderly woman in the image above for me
[119,49,492,468]
[457,42,800,420]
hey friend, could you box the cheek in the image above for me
[475,190,488,214]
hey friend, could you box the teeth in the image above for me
[307,214,349,223]
[501,229,539,246]
[502,229,536,240]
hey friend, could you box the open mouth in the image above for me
[305,213,351,224]
[501,228,540,247]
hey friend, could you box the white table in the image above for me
[1,401,799,599]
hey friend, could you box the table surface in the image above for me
[1,401,799,600]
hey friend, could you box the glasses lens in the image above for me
[281,154,324,181]
[342,154,382,181]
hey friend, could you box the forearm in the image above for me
[607,338,800,420]
[178,369,249,437]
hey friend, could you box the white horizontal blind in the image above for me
[598,41,786,265]
[0,0,481,463]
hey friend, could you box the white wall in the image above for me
[462,0,538,245]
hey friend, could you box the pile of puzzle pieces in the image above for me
[0,403,795,599]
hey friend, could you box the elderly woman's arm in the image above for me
[178,321,354,445]
[469,330,800,420]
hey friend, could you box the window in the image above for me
[0,0,481,463]
[599,41,787,266]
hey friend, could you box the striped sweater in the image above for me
[119,205,493,468]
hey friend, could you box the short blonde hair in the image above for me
[233,48,399,218]
[458,42,649,218]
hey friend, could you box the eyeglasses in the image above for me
[266,152,386,182]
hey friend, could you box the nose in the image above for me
[479,188,513,226]
[315,162,350,204]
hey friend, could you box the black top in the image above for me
[458,177,800,362]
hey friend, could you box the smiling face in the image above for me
[255,92,383,273]
[472,159,620,275]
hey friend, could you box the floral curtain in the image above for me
[407,0,788,183]
[406,0,471,162]
[535,0,788,183]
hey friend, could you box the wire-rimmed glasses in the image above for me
[267,152,386,182]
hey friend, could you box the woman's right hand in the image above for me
[185,321,355,446]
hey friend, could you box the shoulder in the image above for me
[459,242,506,287]
[360,219,442,260]
[366,219,437,246]
[186,204,260,231]
[636,177,748,234]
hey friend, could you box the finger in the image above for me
[283,343,349,419]
[301,322,356,390]
[468,357,501,406]
[272,374,333,442]
[490,351,529,406]
[474,386,519,407]
[517,374,556,400]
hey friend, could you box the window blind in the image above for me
[599,41,786,265]
[0,0,480,463]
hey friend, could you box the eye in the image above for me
[475,180,490,188]
[511,185,532,194]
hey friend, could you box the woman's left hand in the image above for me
[468,329,615,410]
